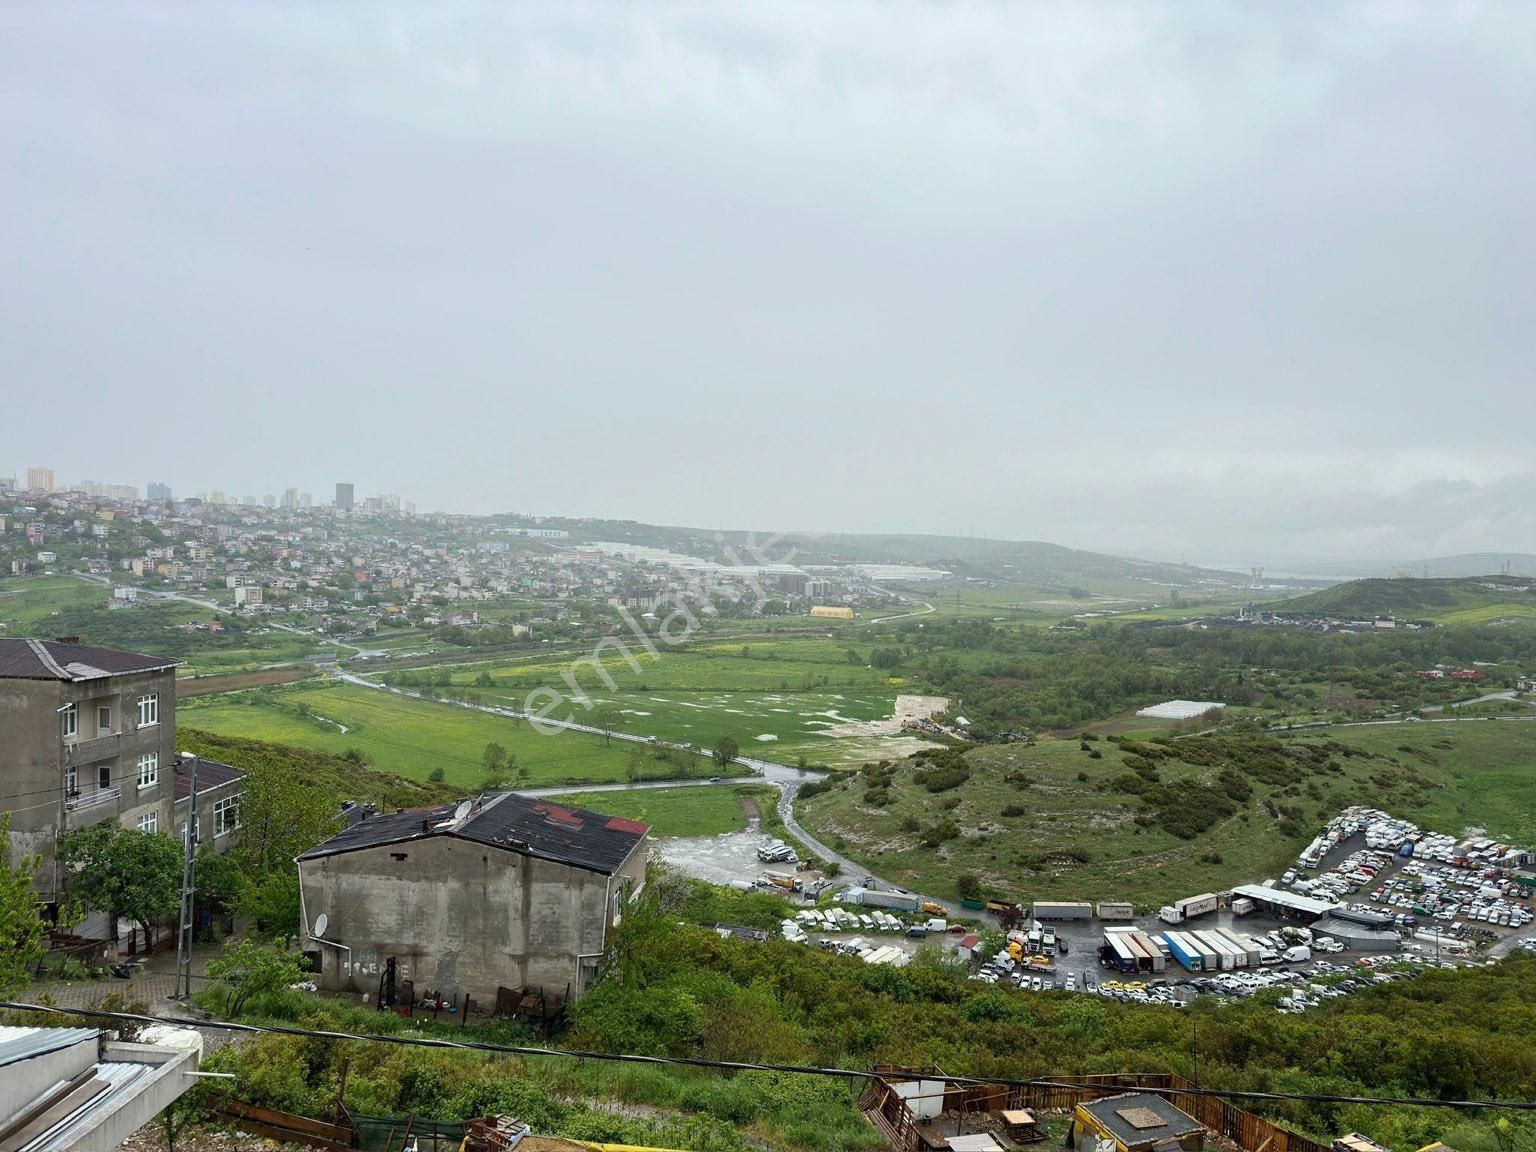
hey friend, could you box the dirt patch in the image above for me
[810,694,951,765]
[176,669,312,697]
[738,791,763,832]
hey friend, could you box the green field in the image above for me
[388,638,910,759]
[550,785,768,838]
[177,681,707,788]
[799,719,1536,908]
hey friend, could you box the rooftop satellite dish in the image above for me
[313,913,328,938]
[454,800,472,823]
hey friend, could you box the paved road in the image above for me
[867,599,937,625]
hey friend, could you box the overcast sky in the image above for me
[2,3,1531,568]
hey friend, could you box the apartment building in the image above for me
[0,638,243,935]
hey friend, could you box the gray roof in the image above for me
[0,638,179,681]
[298,791,649,875]
[0,1025,99,1068]
[1078,1092,1204,1148]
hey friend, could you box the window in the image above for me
[97,705,112,734]
[137,811,158,833]
[136,694,158,728]
[61,703,78,740]
[65,767,77,796]
[181,815,200,843]
[98,764,111,790]
[214,794,242,837]
[137,753,158,789]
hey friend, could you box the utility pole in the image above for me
[175,755,198,1000]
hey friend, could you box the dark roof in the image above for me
[1078,1093,1204,1148]
[298,792,650,875]
[173,755,243,801]
[0,638,180,681]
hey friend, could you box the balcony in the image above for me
[66,786,121,812]
[62,732,124,763]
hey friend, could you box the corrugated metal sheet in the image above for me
[19,1061,153,1152]
[0,1026,98,1069]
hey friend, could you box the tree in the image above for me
[60,823,182,953]
[594,706,618,745]
[712,736,739,771]
[206,938,309,1017]
[0,814,46,997]
[626,744,643,784]
[482,742,508,775]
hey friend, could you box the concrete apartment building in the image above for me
[0,638,244,939]
[298,793,649,1009]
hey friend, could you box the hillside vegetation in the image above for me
[799,720,1536,906]
[1276,576,1536,623]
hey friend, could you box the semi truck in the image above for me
[1157,892,1220,925]
[1033,900,1092,921]
[840,887,923,913]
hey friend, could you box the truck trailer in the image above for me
[1033,901,1093,921]
[1163,931,1205,972]
[841,887,922,913]
[1096,902,1135,921]
[1157,892,1221,924]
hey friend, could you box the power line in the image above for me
[4,1000,1534,1114]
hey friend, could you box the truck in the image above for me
[1096,902,1135,921]
[1230,897,1256,917]
[1281,945,1312,963]
[1033,900,1092,921]
[985,899,1022,918]
[841,887,923,913]
[757,840,799,864]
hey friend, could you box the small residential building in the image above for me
[233,584,262,607]
[297,793,649,1010]
[1073,1093,1205,1152]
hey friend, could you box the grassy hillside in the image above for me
[798,719,1536,907]
[177,681,720,788]
[1275,575,1536,623]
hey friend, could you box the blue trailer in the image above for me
[1164,931,1205,972]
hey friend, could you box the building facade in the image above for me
[0,639,244,935]
[335,482,354,511]
[298,793,649,1008]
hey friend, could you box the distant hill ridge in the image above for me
[1277,575,1536,622]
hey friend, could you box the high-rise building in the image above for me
[281,487,299,510]
[263,494,276,508]
[26,467,54,493]
[335,482,354,511]
[147,482,172,504]
[299,492,312,509]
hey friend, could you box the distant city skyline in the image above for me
[3,5,1532,567]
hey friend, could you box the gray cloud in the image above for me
[1,3,1530,566]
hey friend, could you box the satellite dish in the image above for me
[454,800,472,823]
[313,913,328,938]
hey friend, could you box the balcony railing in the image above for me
[66,787,120,811]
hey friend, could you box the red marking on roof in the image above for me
[606,816,650,836]
[531,803,583,827]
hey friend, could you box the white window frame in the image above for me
[65,766,77,796]
[97,705,112,735]
[137,811,158,833]
[61,703,78,740]
[137,752,158,790]
[213,794,242,837]
[136,693,159,728]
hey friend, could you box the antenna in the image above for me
[453,799,472,823]
[313,912,329,938]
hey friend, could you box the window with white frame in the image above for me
[213,794,242,837]
[137,811,157,833]
[65,766,77,796]
[61,703,78,740]
[137,752,158,789]
[181,814,200,843]
[97,705,112,734]
[136,693,158,727]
